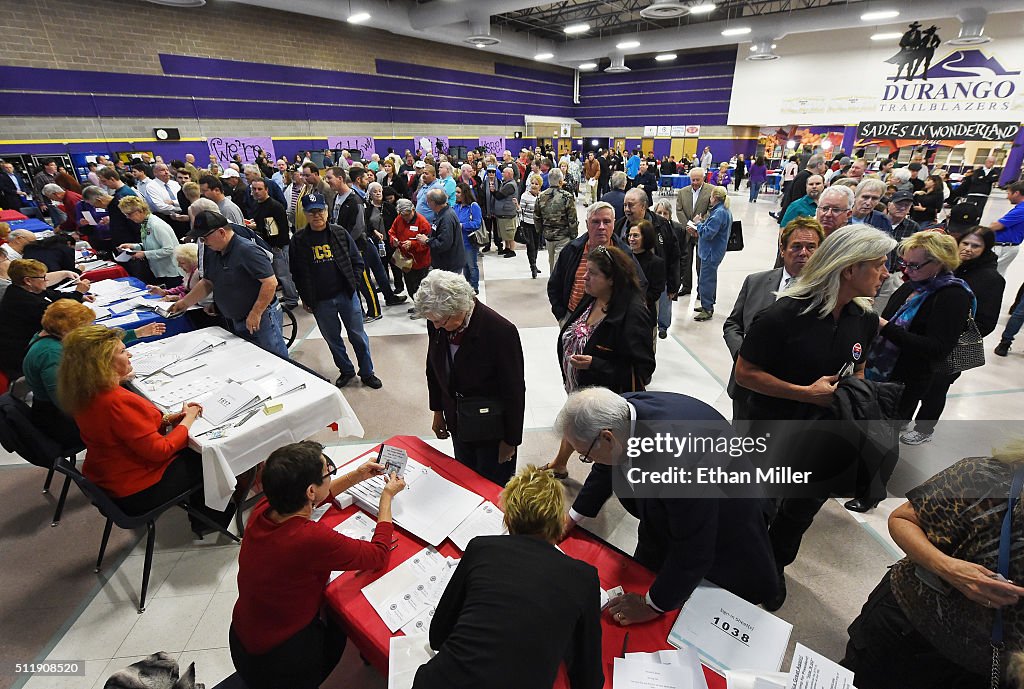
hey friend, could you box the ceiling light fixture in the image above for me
[616,40,641,49]
[870,32,902,41]
[655,53,677,62]
[860,10,899,21]
[578,62,598,70]
[690,3,716,14]
[564,22,590,35]
[534,52,554,60]
[721,27,751,36]
[347,12,371,23]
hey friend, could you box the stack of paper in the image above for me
[622,648,709,689]
[785,644,853,689]
[668,582,792,673]
[388,635,435,689]
[362,547,459,632]
[149,375,221,409]
[200,381,266,425]
[448,501,506,551]
[614,653,699,689]
[326,511,379,583]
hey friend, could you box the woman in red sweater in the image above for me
[57,325,233,536]
[389,198,432,301]
[230,441,405,689]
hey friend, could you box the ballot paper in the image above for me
[668,582,792,673]
[786,644,853,689]
[163,358,207,377]
[447,500,506,551]
[613,656,695,689]
[625,648,709,689]
[113,249,133,263]
[102,313,143,328]
[387,634,435,689]
[130,350,184,377]
[348,461,483,547]
[725,670,788,689]
[81,210,98,226]
[107,296,150,313]
[256,368,306,398]
[362,547,457,632]
[149,375,221,409]
[325,511,378,582]
[401,605,436,636]
[379,444,409,478]
[200,381,266,426]
[84,302,110,320]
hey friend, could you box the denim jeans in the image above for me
[313,291,374,378]
[697,256,722,313]
[657,289,672,332]
[462,238,479,291]
[227,301,289,359]
[271,246,299,307]
[1002,297,1024,343]
[748,183,759,202]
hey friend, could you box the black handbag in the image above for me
[456,395,506,443]
[938,314,985,375]
[727,220,744,251]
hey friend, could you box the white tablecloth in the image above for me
[130,327,364,509]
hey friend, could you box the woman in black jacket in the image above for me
[543,245,656,478]
[909,175,944,225]
[905,226,1005,444]
[626,219,665,328]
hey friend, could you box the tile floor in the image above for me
[5,186,1024,689]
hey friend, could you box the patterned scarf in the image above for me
[865,271,974,382]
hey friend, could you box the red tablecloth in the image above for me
[322,436,726,689]
[80,265,129,282]
[0,209,27,221]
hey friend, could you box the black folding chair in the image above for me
[0,392,82,525]
[53,458,240,613]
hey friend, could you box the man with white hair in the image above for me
[558,386,778,623]
[814,185,854,236]
[616,187,680,299]
[41,183,83,233]
[271,159,288,192]
[675,167,713,296]
[850,179,893,235]
[534,168,578,271]
[1,229,35,259]
[602,171,628,222]
[416,188,465,273]
[145,163,190,236]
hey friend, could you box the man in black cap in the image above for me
[170,210,289,359]
[874,190,921,312]
[289,193,381,389]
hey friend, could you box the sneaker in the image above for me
[481,246,491,253]
[503,250,517,258]
[995,341,1011,357]
[363,314,382,324]
[900,430,933,446]
[693,306,704,312]
[658,329,668,339]
[694,309,713,322]
[407,307,416,314]
[335,372,356,388]
[385,294,408,306]
[361,375,383,389]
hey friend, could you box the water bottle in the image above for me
[377,241,386,258]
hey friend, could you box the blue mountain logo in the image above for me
[925,50,1021,79]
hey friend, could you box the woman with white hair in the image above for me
[735,224,897,610]
[116,194,182,287]
[414,270,525,485]
[691,185,732,321]
[147,242,219,328]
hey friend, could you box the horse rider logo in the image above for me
[885,22,942,81]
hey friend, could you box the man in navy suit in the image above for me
[723,217,824,419]
[558,387,777,626]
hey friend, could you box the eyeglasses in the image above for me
[898,258,934,272]
[321,454,338,481]
[818,206,850,215]
[578,431,604,463]
[26,275,47,282]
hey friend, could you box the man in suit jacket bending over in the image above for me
[723,217,825,420]
[558,387,778,626]
[674,167,713,296]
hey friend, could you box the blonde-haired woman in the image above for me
[116,195,181,287]
[843,439,1024,688]
[58,325,232,536]
[519,173,543,278]
[691,185,732,321]
[412,465,603,689]
[23,300,164,447]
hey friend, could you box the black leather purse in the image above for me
[727,219,744,251]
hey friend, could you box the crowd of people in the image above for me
[3,142,1024,689]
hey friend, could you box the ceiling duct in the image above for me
[947,7,991,45]
[605,53,631,73]
[640,0,689,20]
[747,39,779,61]
[465,18,501,46]
[143,0,205,6]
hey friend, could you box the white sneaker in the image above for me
[900,430,932,446]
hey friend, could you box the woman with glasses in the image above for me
[231,441,405,689]
[412,465,603,689]
[0,258,90,378]
[543,245,656,479]
[414,270,525,485]
[851,231,973,509]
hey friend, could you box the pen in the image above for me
[621,632,629,656]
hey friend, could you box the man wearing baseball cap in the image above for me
[289,193,382,389]
[219,168,250,216]
[170,210,289,358]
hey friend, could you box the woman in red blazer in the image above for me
[388,198,432,302]
[57,325,233,536]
